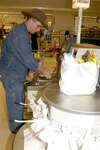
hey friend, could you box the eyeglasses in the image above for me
[33,19,43,28]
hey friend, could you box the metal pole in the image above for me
[77,7,83,43]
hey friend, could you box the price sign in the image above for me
[72,0,90,9]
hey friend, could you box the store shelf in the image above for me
[81,26,100,38]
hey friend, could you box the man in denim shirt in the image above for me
[0,9,51,133]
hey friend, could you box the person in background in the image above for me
[64,30,70,38]
[31,32,38,52]
[0,24,5,51]
[0,8,51,134]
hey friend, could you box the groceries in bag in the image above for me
[59,52,99,95]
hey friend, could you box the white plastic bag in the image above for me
[59,53,99,95]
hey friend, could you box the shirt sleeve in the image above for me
[8,31,38,72]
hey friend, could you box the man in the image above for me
[0,8,51,134]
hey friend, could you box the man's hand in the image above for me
[38,66,52,79]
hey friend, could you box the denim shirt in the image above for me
[0,22,38,83]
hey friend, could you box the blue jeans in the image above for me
[1,75,24,132]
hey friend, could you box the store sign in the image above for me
[77,0,89,3]
[72,0,90,9]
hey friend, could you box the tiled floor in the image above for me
[0,55,56,150]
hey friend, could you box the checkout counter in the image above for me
[13,83,100,150]
[13,43,100,150]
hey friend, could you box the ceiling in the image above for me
[0,0,100,16]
